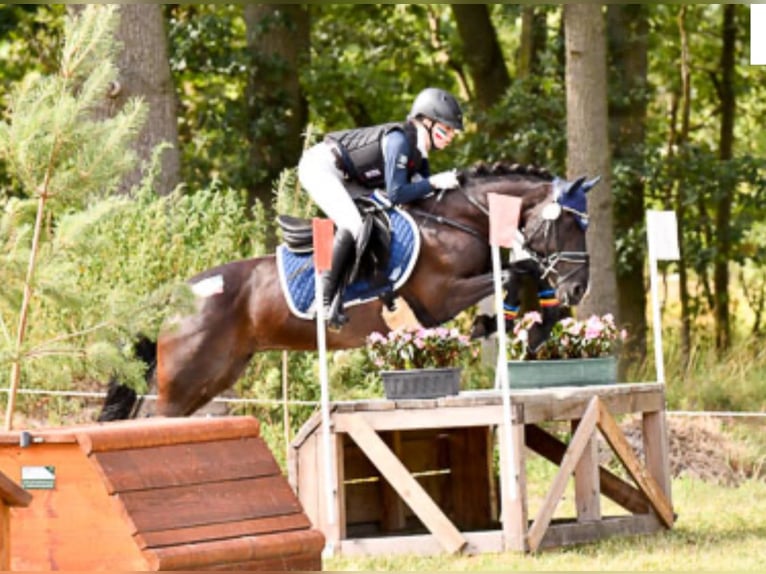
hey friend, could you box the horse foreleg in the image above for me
[414,273,497,325]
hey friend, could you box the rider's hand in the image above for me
[429,170,460,190]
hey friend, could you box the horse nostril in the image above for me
[572,284,584,302]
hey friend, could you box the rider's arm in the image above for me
[382,130,432,204]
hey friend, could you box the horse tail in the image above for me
[96,334,157,421]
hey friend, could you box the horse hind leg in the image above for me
[155,340,255,417]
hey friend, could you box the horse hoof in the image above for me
[328,313,349,332]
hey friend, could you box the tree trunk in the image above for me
[607,5,649,365]
[564,4,617,318]
[714,4,737,351]
[676,6,693,367]
[451,4,510,110]
[244,5,309,250]
[85,5,181,196]
[518,7,547,79]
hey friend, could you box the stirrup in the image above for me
[326,298,349,331]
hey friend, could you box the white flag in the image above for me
[646,210,680,261]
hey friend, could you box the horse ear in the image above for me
[581,176,602,194]
[564,176,586,196]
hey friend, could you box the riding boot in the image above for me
[322,229,356,330]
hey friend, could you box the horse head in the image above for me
[454,163,595,307]
[521,175,598,306]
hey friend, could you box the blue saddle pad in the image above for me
[276,208,420,320]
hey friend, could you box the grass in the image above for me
[325,477,766,571]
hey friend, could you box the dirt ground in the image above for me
[602,414,764,487]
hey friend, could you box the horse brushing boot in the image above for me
[322,229,356,330]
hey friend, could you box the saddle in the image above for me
[277,195,394,304]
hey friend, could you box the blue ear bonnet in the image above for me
[553,176,600,230]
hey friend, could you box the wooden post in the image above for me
[572,418,601,522]
[499,412,527,551]
[0,470,33,570]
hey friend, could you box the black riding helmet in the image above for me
[408,87,464,131]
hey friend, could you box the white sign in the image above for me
[752,5,766,65]
[22,465,56,490]
[646,210,680,261]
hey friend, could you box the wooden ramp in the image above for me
[0,417,324,571]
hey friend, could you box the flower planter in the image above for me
[381,367,462,400]
[507,356,617,389]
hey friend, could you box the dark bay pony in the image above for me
[101,163,594,419]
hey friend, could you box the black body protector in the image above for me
[325,121,425,190]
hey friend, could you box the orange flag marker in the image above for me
[312,218,334,272]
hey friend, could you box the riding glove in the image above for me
[429,170,460,190]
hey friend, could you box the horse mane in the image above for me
[462,161,555,183]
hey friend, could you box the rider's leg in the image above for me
[298,143,364,327]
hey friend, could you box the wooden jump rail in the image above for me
[289,382,673,555]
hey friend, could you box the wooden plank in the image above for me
[449,427,493,530]
[91,437,279,493]
[342,414,467,554]
[525,424,650,514]
[1,505,9,571]
[381,431,407,532]
[135,512,311,549]
[120,475,302,533]
[77,416,261,454]
[539,514,664,550]
[572,419,600,522]
[643,410,672,504]
[597,401,674,528]
[345,481,383,525]
[201,550,322,571]
[146,527,326,570]
[521,390,664,425]
[0,470,32,507]
[498,417,527,551]
[334,405,510,433]
[527,396,600,552]
[339,530,505,557]
[297,433,320,531]
[335,431,347,540]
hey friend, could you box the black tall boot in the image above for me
[322,229,356,330]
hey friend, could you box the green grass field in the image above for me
[326,477,766,571]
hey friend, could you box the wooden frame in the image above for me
[288,382,673,556]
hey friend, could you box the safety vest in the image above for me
[325,121,424,188]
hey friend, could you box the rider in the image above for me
[298,87,465,329]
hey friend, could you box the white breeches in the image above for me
[298,143,363,239]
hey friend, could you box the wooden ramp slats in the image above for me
[121,475,302,533]
[0,471,32,507]
[91,437,279,494]
[77,416,261,454]
[524,424,650,514]
[135,512,311,550]
[145,528,326,570]
[200,551,322,572]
